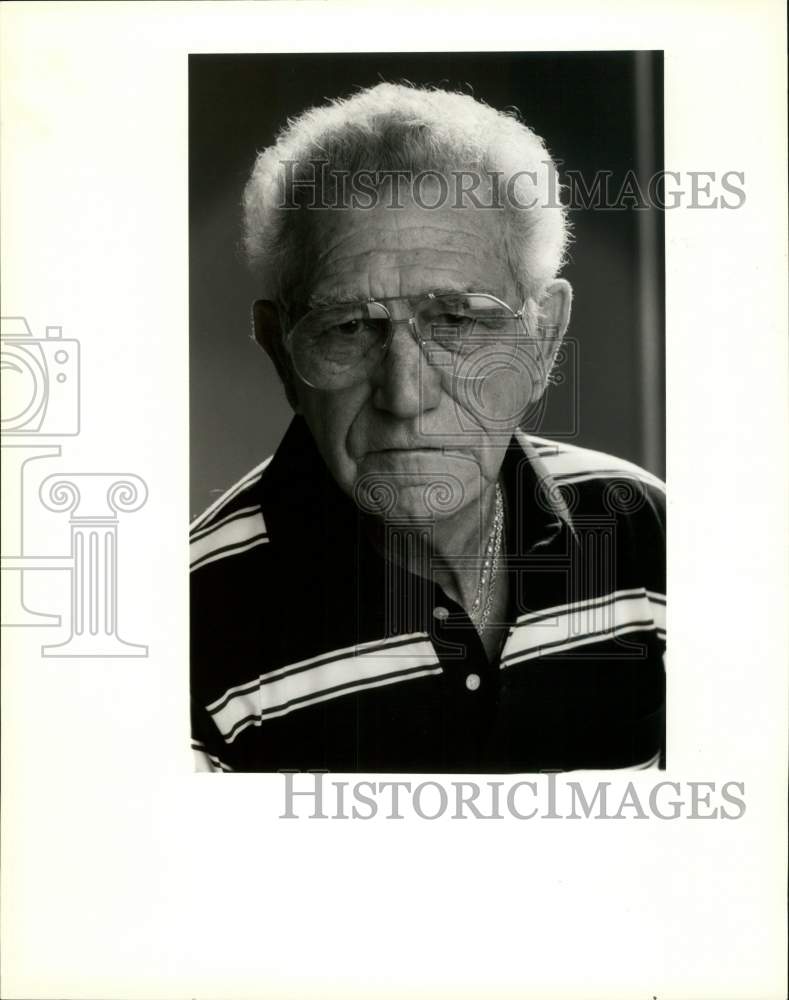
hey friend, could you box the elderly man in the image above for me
[190,83,666,773]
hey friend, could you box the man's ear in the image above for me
[251,299,300,411]
[524,279,573,406]
[539,279,572,342]
[252,299,283,358]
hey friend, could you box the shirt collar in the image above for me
[499,429,576,556]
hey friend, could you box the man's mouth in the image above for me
[357,447,476,471]
[370,447,442,454]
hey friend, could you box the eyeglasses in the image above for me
[284,291,528,391]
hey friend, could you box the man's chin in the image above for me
[352,459,475,520]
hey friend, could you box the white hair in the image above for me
[242,81,570,314]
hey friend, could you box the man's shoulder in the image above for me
[189,456,274,577]
[519,433,665,493]
[519,435,665,599]
[517,433,666,544]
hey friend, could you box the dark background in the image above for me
[189,52,664,519]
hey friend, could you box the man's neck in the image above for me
[367,479,502,616]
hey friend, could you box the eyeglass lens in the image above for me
[288,293,520,390]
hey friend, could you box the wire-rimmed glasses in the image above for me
[284,290,528,391]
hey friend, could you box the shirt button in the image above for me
[433,606,450,622]
[465,673,481,691]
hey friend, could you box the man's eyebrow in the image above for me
[307,287,365,308]
[428,283,478,297]
[307,283,485,308]
[415,283,507,302]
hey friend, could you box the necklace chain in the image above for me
[470,483,504,633]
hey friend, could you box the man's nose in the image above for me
[370,317,442,417]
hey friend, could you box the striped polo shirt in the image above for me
[190,416,666,773]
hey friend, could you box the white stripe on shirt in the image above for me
[190,509,268,570]
[502,589,665,666]
[189,455,273,533]
[210,635,441,743]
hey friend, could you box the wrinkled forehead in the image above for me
[302,198,515,307]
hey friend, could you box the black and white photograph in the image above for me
[189,53,667,773]
[2,3,786,998]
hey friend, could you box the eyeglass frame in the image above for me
[281,289,533,391]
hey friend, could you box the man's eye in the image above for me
[326,319,364,337]
[476,315,509,331]
[433,313,471,328]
